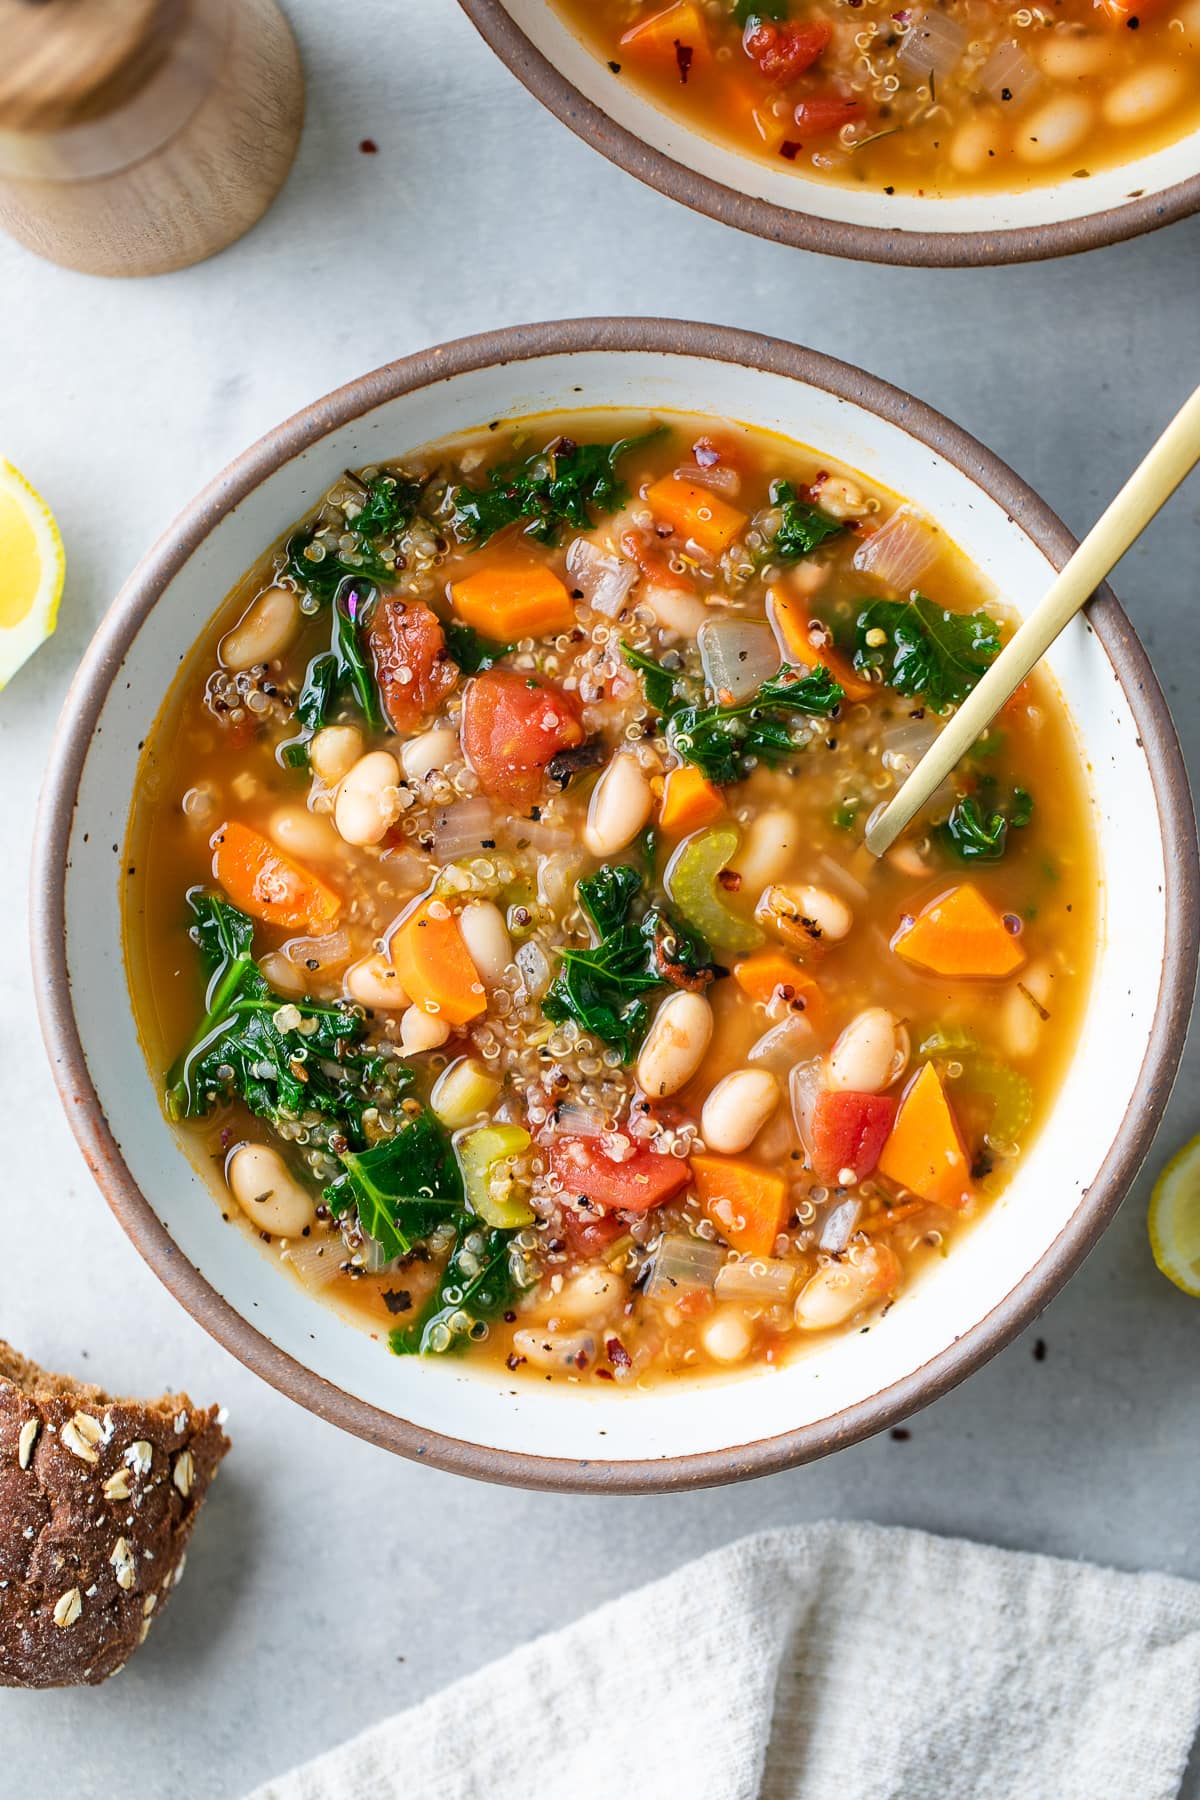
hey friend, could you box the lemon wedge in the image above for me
[1148,1134,1200,1296]
[0,460,65,689]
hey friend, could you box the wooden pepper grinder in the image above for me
[0,0,304,276]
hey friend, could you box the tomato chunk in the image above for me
[810,1091,897,1185]
[461,669,586,807]
[792,94,863,135]
[560,1207,626,1258]
[550,1138,691,1214]
[745,19,830,83]
[367,599,459,734]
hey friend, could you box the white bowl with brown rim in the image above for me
[32,319,1198,1491]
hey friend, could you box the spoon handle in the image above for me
[865,381,1200,858]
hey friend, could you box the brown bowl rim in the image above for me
[457,0,1200,267]
[31,317,1199,1492]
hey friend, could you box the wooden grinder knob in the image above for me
[0,0,305,276]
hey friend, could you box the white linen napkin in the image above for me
[248,1521,1200,1800]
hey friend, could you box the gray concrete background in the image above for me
[2,2,1200,1793]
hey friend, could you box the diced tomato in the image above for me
[560,1208,625,1258]
[792,93,863,135]
[460,669,586,808]
[620,527,693,593]
[550,1137,691,1214]
[810,1091,897,1185]
[745,19,830,83]
[367,600,459,734]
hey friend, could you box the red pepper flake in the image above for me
[606,1336,633,1370]
[359,138,379,154]
[674,39,694,82]
[596,1367,615,1380]
[780,140,802,159]
[717,868,742,892]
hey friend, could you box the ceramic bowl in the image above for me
[33,319,1198,1490]
[459,0,1200,265]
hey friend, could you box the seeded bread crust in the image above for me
[0,1341,230,1687]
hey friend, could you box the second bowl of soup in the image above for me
[34,320,1197,1487]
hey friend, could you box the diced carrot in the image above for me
[619,0,710,70]
[732,951,823,1024]
[212,820,341,932]
[767,586,874,703]
[659,765,726,836]
[644,475,748,557]
[451,561,575,642]
[690,1155,788,1257]
[877,1063,973,1210]
[389,899,486,1026]
[893,883,1025,979]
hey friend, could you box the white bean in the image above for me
[345,953,409,1010]
[950,113,1003,176]
[269,804,338,863]
[827,1008,906,1094]
[640,580,710,641]
[757,883,852,950]
[1002,960,1055,1060]
[226,1143,315,1237]
[550,1268,628,1327]
[511,1328,597,1371]
[701,1069,780,1154]
[703,1309,753,1364]
[334,750,401,847]
[309,724,364,785]
[583,754,654,858]
[400,727,460,782]
[400,1005,451,1052]
[636,991,714,1098]
[1016,94,1094,162]
[815,476,867,520]
[219,586,299,671]
[794,1244,898,1332]
[732,808,803,893]
[1102,63,1183,127]
[458,900,513,986]
[258,950,306,996]
[1037,32,1110,79]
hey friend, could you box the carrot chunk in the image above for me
[389,899,486,1026]
[451,561,575,642]
[690,1154,788,1257]
[212,820,341,932]
[732,951,823,1024]
[659,765,726,837]
[619,0,710,69]
[644,475,748,557]
[877,1063,973,1210]
[892,883,1025,979]
[767,586,874,702]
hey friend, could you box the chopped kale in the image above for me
[325,1109,464,1261]
[284,529,394,606]
[449,428,665,548]
[289,578,382,749]
[733,0,787,22]
[853,595,1000,713]
[764,480,844,562]
[542,864,717,1060]
[621,640,687,714]
[351,471,423,540]
[443,619,513,674]
[390,1225,516,1355]
[939,786,1034,862]
[667,665,844,784]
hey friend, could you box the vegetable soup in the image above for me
[124,411,1097,1386]
[556,0,1200,194]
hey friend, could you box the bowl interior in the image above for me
[46,336,1184,1482]
[479,0,1200,243]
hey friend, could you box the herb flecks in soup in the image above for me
[124,412,1096,1385]
[561,0,1200,194]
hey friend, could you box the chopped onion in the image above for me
[515,939,552,999]
[898,9,967,80]
[282,929,351,971]
[280,1235,343,1289]
[817,853,870,909]
[980,38,1041,105]
[566,535,639,618]
[819,1198,863,1254]
[852,505,939,593]
[537,851,584,912]
[520,817,576,855]
[673,460,741,498]
[790,1057,825,1160]
[715,1256,798,1302]
[698,618,779,703]
[880,716,939,775]
[645,1233,724,1298]
[749,1013,817,1072]
[382,845,435,888]
[552,1098,607,1138]
[431,796,496,862]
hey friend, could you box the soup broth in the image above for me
[555,0,1200,195]
[124,410,1097,1387]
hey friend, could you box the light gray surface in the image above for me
[2,3,1200,1795]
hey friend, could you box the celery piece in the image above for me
[665,825,764,955]
[458,1124,536,1228]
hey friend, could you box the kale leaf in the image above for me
[351,471,423,540]
[390,1225,516,1355]
[939,786,1034,862]
[733,0,787,21]
[287,579,382,757]
[621,641,688,714]
[542,864,716,1060]
[325,1110,464,1261]
[449,429,664,548]
[764,480,844,562]
[667,664,844,784]
[443,619,513,674]
[284,529,394,606]
[853,595,1000,713]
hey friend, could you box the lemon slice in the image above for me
[1148,1134,1200,1296]
[0,460,65,689]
